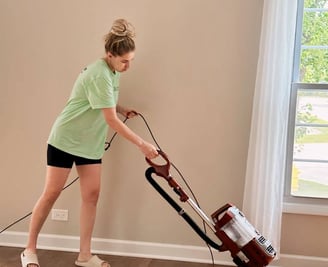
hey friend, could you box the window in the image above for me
[285,0,328,212]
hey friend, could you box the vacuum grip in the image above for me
[145,150,171,178]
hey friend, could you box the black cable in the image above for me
[0,116,123,235]
[0,113,216,266]
[136,113,215,266]
[0,176,81,235]
[137,113,202,207]
[0,212,32,235]
[105,117,129,151]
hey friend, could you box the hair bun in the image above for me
[110,18,135,38]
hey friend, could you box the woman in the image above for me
[21,19,158,267]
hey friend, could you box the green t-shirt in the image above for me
[48,59,120,159]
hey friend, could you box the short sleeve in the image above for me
[85,77,117,109]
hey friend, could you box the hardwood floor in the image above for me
[0,246,230,267]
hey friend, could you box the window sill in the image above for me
[283,202,328,216]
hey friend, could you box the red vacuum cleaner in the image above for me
[145,150,276,267]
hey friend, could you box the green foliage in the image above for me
[291,0,328,199]
[294,103,318,146]
[300,0,328,82]
[304,0,328,8]
[296,0,328,144]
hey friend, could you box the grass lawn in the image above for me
[297,118,328,144]
[292,179,328,198]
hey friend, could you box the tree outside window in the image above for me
[289,0,328,199]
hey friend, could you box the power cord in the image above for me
[0,177,80,235]
[137,113,215,266]
[0,113,215,266]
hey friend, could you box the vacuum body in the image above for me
[211,204,276,267]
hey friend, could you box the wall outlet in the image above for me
[51,209,69,221]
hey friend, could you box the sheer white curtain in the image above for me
[242,0,298,255]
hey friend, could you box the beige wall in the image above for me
[0,0,326,260]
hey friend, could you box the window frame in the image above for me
[283,0,328,215]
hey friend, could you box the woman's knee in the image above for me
[41,189,61,205]
[82,189,100,204]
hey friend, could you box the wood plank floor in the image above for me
[0,246,230,267]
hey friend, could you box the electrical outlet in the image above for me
[51,209,68,221]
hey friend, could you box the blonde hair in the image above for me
[104,19,136,56]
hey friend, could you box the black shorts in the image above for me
[47,144,102,168]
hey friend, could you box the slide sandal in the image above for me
[75,255,110,267]
[21,251,40,267]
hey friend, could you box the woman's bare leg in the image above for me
[24,166,71,261]
[76,164,102,261]
[76,164,109,266]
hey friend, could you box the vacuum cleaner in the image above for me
[145,150,276,267]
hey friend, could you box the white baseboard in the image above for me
[1,231,328,267]
[0,231,234,265]
[278,254,328,267]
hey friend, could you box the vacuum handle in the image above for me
[145,150,171,178]
[145,167,224,252]
[146,150,189,202]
